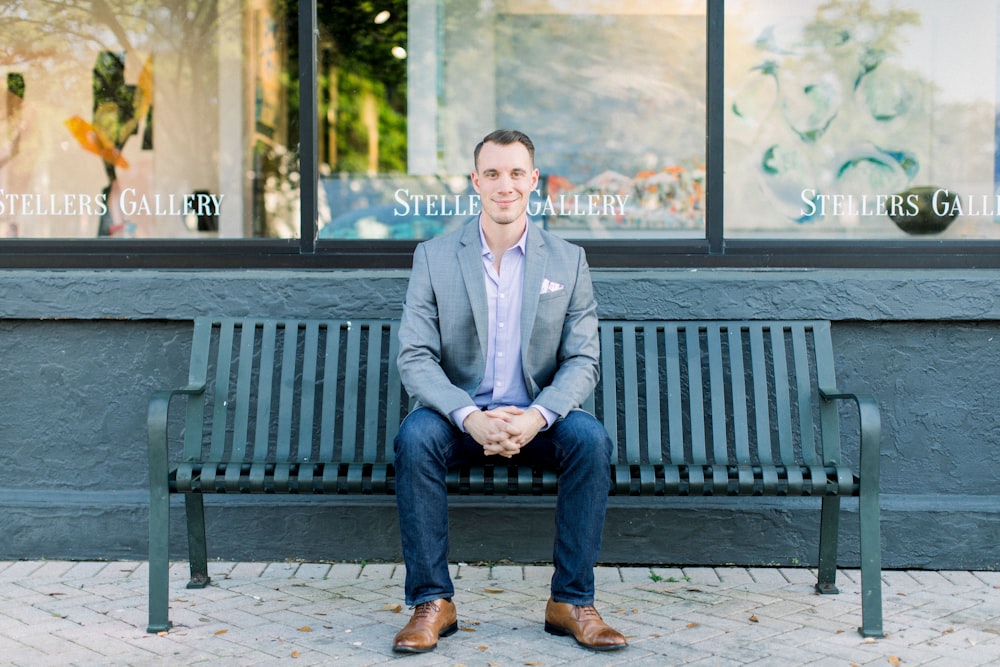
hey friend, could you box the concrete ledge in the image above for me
[0,268,999,321]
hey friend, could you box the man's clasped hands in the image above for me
[462,406,548,458]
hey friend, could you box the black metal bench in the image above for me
[147,317,883,637]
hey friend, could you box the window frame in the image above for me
[0,0,997,270]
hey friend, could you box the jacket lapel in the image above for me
[458,221,489,361]
[520,222,547,349]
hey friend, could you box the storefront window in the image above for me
[317,0,707,241]
[0,0,297,239]
[2,0,1000,260]
[725,0,1000,240]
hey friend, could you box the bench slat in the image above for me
[384,321,402,457]
[298,320,321,461]
[319,321,343,461]
[231,319,256,461]
[728,325,750,464]
[640,324,662,464]
[707,325,727,467]
[252,321,278,461]
[706,326,730,492]
[685,325,707,465]
[341,323,363,461]
[745,324,768,464]
[599,323,618,451]
[621,323,640,464]
[362,320,384,461]
[208,319,236,462]
[275,322,298,462]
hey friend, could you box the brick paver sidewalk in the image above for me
[0,560,998,666]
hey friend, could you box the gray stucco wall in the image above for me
[0,268,997,570]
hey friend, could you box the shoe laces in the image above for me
[413,601,440,618]
[578,604,601,620]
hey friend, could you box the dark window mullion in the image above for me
[705,0,724,255]
[299,0,320,253]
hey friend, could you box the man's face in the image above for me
[471,141,539,227]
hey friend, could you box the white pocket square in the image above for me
[540,278,565,294]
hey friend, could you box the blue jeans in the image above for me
[393,407,613,607]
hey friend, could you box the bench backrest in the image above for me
[179,318,843,493]
[181,318,404,469]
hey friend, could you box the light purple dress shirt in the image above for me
[450,221,557,432]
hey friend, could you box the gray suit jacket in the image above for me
[397,218,600,422]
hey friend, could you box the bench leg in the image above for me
[815,496,840,595]
[858,479,884,637]
[184,494,211,589]
[147,472,171,633]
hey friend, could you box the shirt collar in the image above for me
[478,215,529,260]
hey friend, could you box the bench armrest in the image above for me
[147,384,207,483]
[819,388,881,483]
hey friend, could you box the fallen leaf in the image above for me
[291,650,299,658]
[686,622,699,629]
[888,656,901,666]
[460,626,477,633]
[298,626,312,632]
[476,645,489,651]
[381,603,403,613]
[484,587,505,594]
[942,628,955,635]
[214,629,228,636]
[748,615,759,623]
[156,631,168,637]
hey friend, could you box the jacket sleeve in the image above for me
[396,242,480,419]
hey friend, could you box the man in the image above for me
[392,129,627,653]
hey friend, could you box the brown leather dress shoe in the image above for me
[392,598,458,653]
[544,598,628,651]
